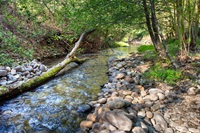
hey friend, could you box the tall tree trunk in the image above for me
[142,0,158,52]
[149,0,162,54]
[190,0,200,51]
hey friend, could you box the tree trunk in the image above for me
[149,0,162,53]
[0,29,96,103]
[142,0,158,52]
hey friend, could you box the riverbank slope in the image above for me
[78,52,200,133]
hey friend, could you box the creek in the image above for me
[0,46,138,133]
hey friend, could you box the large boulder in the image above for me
[104,111,132,131]
[107,99,130,110]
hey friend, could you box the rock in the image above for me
[108,57,118,65]
[135,85,144,91]
[187,87,196,95]
[0,80,7,85]
[87,114,97,122]
[153,113,167,130]
[107,100,128,109]
[6,67,11,72]
[124,76,134,83]
[15,66,24,72]
[146,111,153,119]
[144,100,153,107]
[92,122,102,132]
[157,93,165,100]
[22,71,29,76]
[149,88,164,95]
[98,98,107,104]
[132,127,146,133]
[176,126,188,132]
[10,69,17,75]
[14,74,20,79]
[149,93,159,101]
[122,90,132,95]
[110,130,126,133]
[0,70,7,77]
[104,111,132,131]
[116,63,124,69]
[165,128,174,133]
[154,124,162,132]
[101,123,117,131]
[131,92,139,98]
[98,107,110,115]
[138,110,146,119]
[116,73,125,79]
[77,104,91,113]
[80,120,93,128]
[99,129,110,133]
[141,90,147,97]
[140,122,148,132]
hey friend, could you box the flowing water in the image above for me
[0,46,138,133]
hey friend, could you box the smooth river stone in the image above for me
[80,120,93,128]
[153,113,168,130]
[104,111,132,131]
[132,127,146,133]
[116,73,125,79]
[77,104,91,113]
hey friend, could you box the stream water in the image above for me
[0,46,138,133]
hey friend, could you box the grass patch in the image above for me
[137,45,157,61]
[143,63,184,85]
[137,45,155,52]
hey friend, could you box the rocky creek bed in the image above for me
[78,53,200,133]
[0,59,48,87]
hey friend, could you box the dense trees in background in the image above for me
[0,0,200,66]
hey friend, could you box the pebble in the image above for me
[138,110,146,119]
[80,120,93,128]
[98,98,107,104]
[132,127,146,133]
[149,93,159,101]
[146,111,153,119]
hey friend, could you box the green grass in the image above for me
[167,39,179,57]
[143,63,184,85]
[137,45,155,52]
[137,45,157,60]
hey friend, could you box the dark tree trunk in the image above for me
[149,0,162,52]
[142,0,158,52]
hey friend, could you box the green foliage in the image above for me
[196,38,200,46]
[143,51,158,61]
[167,39,179,57]
[137,45,155,52]
[0,27,33,66]
[143,63,184,85]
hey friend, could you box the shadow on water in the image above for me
[0,46,138,133]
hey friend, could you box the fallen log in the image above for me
[0,29,96,103]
